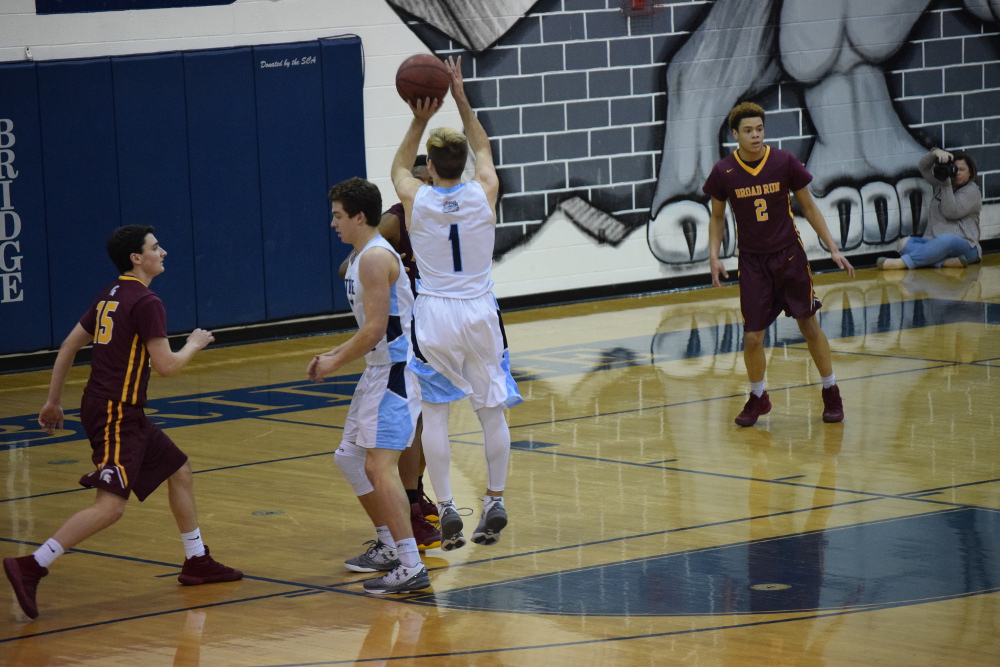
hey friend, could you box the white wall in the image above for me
[0,0,458,210]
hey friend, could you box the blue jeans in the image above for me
[900,234,979,268]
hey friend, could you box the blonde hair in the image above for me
[426,127,468,179]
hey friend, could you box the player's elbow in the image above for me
[150,357,181,378]
[356,325,385,351]
[152,365,176,379]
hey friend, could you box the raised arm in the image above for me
[147,328,215,378]
[38,323,93,435]
[918,148,953,184]
[446,56,499,206]
[392,97,439,216]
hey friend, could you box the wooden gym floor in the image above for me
[1,257,999,666]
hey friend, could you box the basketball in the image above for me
[395,54,450,106]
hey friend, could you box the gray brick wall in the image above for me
[891,4,1000,201]
[403,0,1000,240]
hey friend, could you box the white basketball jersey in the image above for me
[344,235,414,366]
[409,180,495,299]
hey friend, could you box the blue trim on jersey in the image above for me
[408,356,466,403]
[375,362,414,450]
[386,285,410,363]
[388,283,400,319]
[431,182,466,195]
[501,349,524,408]
[387,334,409,363]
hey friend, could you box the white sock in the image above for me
[376,525,395,549]
[750,380,766,397]
[181,528,206,559]
[33,538,65,568]
[821,374,836,389]
[395,537,421,568]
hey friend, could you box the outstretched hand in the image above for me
[446,55,466,104]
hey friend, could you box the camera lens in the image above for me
[932,162,956,180]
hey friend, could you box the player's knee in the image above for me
[475,404,505,427]
[744,330,766,348]
[94,490,127,524]
[796,315,822,338]
[335,443,374,496]
[169,461,194,485]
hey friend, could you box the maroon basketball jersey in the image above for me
[703,146,812,254]
[386,202,420,296]
[79,276,168,406]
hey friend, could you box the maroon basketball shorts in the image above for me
[737,243,821,332]
[79,393,188,501]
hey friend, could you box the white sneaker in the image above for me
[362,563,430,594]
[344,540,399,573]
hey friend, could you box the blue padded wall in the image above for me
[0,64,51,354]
[0,36,366,358]
[254,42,334,320]
[184,47,267,329]
[37,58,121,343]
[321,36,367,314]
[112,53,197,333]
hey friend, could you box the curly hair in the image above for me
[728,101,766,133]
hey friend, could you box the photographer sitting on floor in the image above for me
[878,147,982,270]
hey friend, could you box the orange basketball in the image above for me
[395,54,450,106]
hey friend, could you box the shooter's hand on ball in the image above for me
[408,96,439,122]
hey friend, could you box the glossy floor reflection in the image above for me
[2,258,999,666]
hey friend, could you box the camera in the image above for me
[933,160,957,180]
